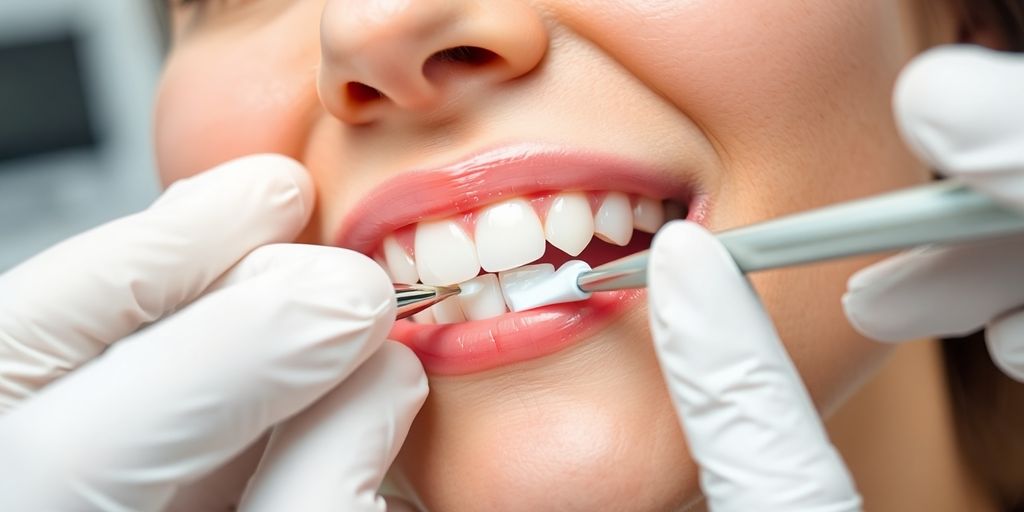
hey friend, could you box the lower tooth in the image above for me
[431,296,467,324]
[457,274,508,321]
[413,308,436,325]
[498,264,555,311]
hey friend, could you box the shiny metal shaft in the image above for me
[577,180,1024,293]
[394,283,461,319]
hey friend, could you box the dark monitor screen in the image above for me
[0,34,98,162]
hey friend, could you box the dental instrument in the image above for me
[395,283,462,319]
[394,180,1024,317]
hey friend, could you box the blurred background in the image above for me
[0,0,168,271]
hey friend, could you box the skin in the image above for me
[156,1,996,510]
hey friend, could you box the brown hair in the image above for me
[942,3,1024,510]
[962,0,1024,49]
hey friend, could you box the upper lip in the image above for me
[334,143,701,255]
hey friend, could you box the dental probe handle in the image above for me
[576,180,1024,292]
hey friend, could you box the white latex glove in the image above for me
[648,221,861,512]
[0,155,427,512]
[843,46,1024,380]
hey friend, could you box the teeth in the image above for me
[475,198,546,272]
[415,220,481,285]
[457,274,508,320]
[502,260,593,312]
[632,196,665,234]
[431,296,467,324]
[594,192,633,246]
[412,307,435,324]
[544,192,594,256]
[498,263,555,312]
[373,254,392,280]
[383,235,419,284]
[392,191,673,303]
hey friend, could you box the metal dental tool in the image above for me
[394,180,1024,316]
[394,283,462,319]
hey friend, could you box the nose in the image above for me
[318,0,548,124]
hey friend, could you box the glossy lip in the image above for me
[334,143,709,375]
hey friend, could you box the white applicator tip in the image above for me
[500,260,593,312]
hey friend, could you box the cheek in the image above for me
[562,0,928,412]
[565,0,930,206]
[154,34,320,186]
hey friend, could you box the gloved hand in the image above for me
[648,221,861,512]
[843,46,1024,380]
[0,155,427,512]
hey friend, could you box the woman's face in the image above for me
[157,1,951,509]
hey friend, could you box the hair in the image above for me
[964,0,1024,49]
[942,2,1024,511]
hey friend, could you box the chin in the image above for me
[390,311,705,511]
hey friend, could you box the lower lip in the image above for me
[389,289,646,375]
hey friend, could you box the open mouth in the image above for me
[336,144,705,374]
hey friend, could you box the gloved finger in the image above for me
[240,342,427,512]
[987,307,1024,382]
[843,235,1024,342]
[164,435,270,512]
[649,221,860,512]
[894,45,1024,206]
[0,244,394,512]
[0,155,313,409]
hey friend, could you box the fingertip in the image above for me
[228,154,316,229]
[894,45,1024,172]
[336,249,397,322]
[987,308,1024,382]
[840,288,902,344]
[842,249,937,343]
[650,220,743,288]
[368,341,429,405]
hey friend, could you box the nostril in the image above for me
[430,46,500,67]
[346,82,384,104]
[424,47,503,83]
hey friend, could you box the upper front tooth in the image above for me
[632,196,665,234]
[415,219,480,285]
[544,192,594,257]
[475,198,546,272]
[383,235,419,284]
[373,254,392,280]
[594,192,633,246]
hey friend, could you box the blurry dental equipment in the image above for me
[404,178,1024,316]
[0,155,426,511]
[649,45,1023,512]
